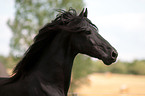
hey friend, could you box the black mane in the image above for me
[12,8,79,79]
[0,8,118,96]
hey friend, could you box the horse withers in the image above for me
[0,8,118,96]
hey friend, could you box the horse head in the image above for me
[67,8,118,65]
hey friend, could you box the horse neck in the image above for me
[34,32,77,94]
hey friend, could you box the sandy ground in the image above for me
[72,73,145,96]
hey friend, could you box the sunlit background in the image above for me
[1,0,145,61]
[0,0,145,95]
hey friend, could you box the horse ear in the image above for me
[84,8,88,17]
[79,8,84,17]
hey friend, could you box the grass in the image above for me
[72,73,145,96]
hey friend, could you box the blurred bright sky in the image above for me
[0,0,145,62]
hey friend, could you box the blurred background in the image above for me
[0,0,145,95]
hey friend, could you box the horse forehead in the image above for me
[83,18,98,31]
[79,19,90,26]
[81,21,96,30]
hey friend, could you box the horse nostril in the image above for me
[112,51,117,59]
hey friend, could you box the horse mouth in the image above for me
[102,58,117,65]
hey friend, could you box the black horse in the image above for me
[0,8,118,96]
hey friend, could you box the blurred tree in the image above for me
[7,0,85,91]
[73,54,93,80]
[109,60,128,74]
[0,55,7,66]
[71,54,93,90]
[91,60,108,73]
[128,60,145,75]
[7,0,84,56]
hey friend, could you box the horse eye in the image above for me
[85,31,91,34]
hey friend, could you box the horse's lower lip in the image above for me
[103,59,116,65]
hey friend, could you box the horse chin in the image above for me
[102,59,116,65]
[91,54,115,65]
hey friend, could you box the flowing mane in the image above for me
[12,8,78,80]
[0,8,118,96]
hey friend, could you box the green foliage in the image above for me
[108,61,128,74]
[6,0,84,75]
[8,0,84,56]
[91,59,145,75]
[71,54,93,91]
[0,55,20,69]
[128,60,145,75]
[7,0,85,91]
[72,54,93,80]
[0,55,7,65]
